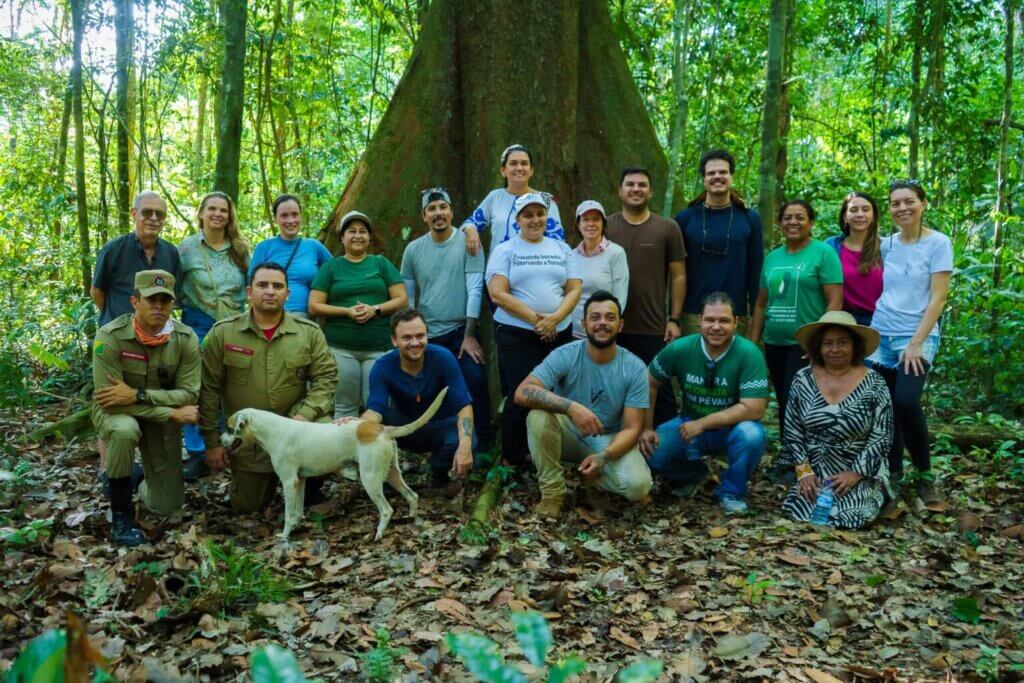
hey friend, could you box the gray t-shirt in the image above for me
[529,340,648,433]
[870,231,954,337]
[401,230,485,336]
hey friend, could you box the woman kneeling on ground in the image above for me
[777,311,894,529]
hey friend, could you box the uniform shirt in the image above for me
[484,234,580,333]
[460,188,565,256]
[529,340,648,433]
[605,212,686,336]
[870,231,953,337]
[366,345,472,423]
[760,240,843,346]
[401,230,484,336]
[311,255,403,351]
[199,312,337,450]
[92,233,181,326]
[178,233,248,319]
[91,314,201,422]
[248,236,333,314]
[649,334,769,420]
[675,203,764,316]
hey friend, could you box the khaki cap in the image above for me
[135,270,176,299]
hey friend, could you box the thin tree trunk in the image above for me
[774,0,794,211]
[249,37,274,224]
[96,85,112,246]
[282,0,311,184]
[51,77,73,242]
[114,0,135,232]
[757,0,786,243]
[992,0,1015,290]
[71,0,90,297]
[663,0,691,217]
[907,0,925,179]
[213,0,247,202]
[195,69,208,187]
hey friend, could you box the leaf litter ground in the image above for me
[1,403,1022,681]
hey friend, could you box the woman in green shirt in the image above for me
[749,200,843,431]
[309,211,408,418]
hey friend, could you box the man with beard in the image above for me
[604,167,686,428]
[640,292,768,514]
[200,262,337,513]
[400,188,490,451]
[515,290,652,519]
[91,270,200,546]
[359,308,476,497]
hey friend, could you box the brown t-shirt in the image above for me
[605,211,686,336]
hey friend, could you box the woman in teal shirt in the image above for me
[309,211,408,418]
[750,200,843,431]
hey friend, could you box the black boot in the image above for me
[304,476,328,507]
[182,451,210,482]
[108,476,146,547]
[101,463,146,496]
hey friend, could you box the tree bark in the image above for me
[71,0,90,297]
[991,0,1014,291]
[757,0,786,243]
[114,0,135,232]
[320,0,679,260]
[663,0,692,217]
[51,77,73,244]
[907,0,925,179]
[213,0,247,203]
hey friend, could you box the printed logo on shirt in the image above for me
[764,264,805,324]
[224,344,254,356]
[591,388,606,404]
[120,350,148,362]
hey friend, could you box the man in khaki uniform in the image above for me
[92,270,201,546]
[200,262,337,512]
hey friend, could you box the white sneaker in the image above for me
[719,495,748,515]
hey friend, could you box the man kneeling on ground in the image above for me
[515,290,653,519]
[641,291,768,514]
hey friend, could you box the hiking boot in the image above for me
[535,495,564,521]
[108,476,146,547]
[719,494,748,515]
[916,479,943,505]
[182,452,210,482]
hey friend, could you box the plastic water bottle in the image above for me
[810,481,835,526]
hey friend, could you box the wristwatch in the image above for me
[374,305,383,318]
[669,317,682,326]
[136,388,149,404]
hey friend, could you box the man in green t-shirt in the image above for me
[640,292,769,514]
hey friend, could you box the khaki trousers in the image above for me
[93,409,184,515]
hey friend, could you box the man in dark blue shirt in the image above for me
[91,191,181,326]
[362,308,476,496]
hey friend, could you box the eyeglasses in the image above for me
[140,208,167,220]
[700,204,732,256]
[704,360,718,389]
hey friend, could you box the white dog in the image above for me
[221,388,448,541]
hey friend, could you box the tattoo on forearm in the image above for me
[522,386,572,413]
[461,417,473,438]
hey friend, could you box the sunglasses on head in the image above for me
[140,208,167,220]
[888,178,922,191]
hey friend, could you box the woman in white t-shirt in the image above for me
[569,200,629,338]
[868,180,953,505]
[486,193,581,467]
[461,144,565,257]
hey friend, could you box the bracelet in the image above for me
[795,463,813,480]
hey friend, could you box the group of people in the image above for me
[89,145,952,547]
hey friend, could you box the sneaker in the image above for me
[916,479,944,506]
[182,452,210,482]
[719,494,748,515]
[534,495,564,520]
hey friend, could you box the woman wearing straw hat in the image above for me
[777,311,894,528]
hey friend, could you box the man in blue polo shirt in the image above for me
[91,191,181,326]
[360,308,476,497]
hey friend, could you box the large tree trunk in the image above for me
[319,0,679,259]
[663,0,692,217]
[213,0,247,203]
[114,0,135,232]
[992,0,1015,291]
[71,0,90,297]
[756,0,787,243]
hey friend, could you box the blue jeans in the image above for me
[382,410,477,477]
[646,417,766,499]
[430,327,492,450]
[183,305,217,454]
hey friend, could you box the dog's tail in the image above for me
[384,387,449,439]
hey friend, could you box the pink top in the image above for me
[840,244,883,312]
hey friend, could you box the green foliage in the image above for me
[0,518,54,546]
[250,644,309,683]
[188,541,293,614]
[4,628,111,683]
[951,596,981,624]
[742,572,775,605]
[356,628,406,683]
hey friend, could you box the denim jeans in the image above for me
[429,327,492,450]
[646,417,766,499]
[382,409,477,477]
[183,305,216,454]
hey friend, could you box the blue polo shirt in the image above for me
[366,345,472,423]
[92,233,181,325]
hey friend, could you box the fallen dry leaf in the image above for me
[708,526,729,538]
[778,551,812,566]
[804,667,844,683]
[433,598,474,624]
[610,626,642,651]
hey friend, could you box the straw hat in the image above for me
[795,311,880,355]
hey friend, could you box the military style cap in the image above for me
[135,270,176,299]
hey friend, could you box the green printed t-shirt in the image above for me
[311,255,402,351]
[649,334,769,419]
[759,240,843,346]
